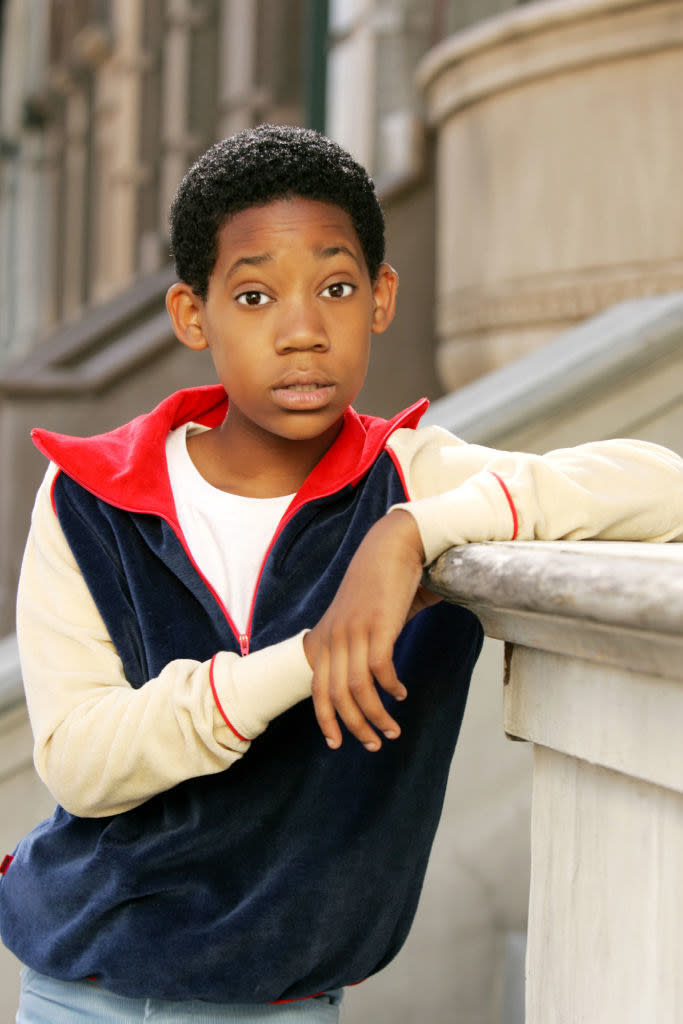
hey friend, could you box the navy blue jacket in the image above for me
[0,386,483,1002]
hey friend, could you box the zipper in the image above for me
[238,486,350,656]
[145,509,252,657]
[55,421,388,661]
[238,499,306,657]
[142,508,254,657]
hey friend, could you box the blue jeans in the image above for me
[17,968,343,1023]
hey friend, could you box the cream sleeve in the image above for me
[386,427,683,564]
[17,465,313,818]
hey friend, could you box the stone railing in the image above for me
[427,538,683,1023]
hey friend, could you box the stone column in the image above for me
[89,0,145,301]
[216,0,258,138]
[159,0,198,224]
[418,0,683,389]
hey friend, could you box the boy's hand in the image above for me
[303,510,441,752]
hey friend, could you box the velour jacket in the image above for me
[1,384,682,1002]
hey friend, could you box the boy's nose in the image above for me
[274,302,329,352]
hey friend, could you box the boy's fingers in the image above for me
[309,619,407,752]
[367,622,408,701]
[351,634,404,736]
[327,635,383,751]
[332,631,403,750]
[310,647,343,750]
[313,694,342,749]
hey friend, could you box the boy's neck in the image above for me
[186,417,344,498]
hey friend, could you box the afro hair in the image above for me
[169,124,386,300]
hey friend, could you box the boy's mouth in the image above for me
[272,374,336,409]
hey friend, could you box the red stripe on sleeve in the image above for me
[209,655,250,743]
[489,472,519,540]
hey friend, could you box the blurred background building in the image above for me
[1,1,682,1021]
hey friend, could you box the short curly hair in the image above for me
[169,124,386,300]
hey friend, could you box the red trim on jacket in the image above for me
[31,386,429,522]
[489,471,519,539]
[33,386,228,527]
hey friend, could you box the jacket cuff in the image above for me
[211,631,313,741]
[391,472,517,565]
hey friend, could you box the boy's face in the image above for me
[167,197,397,454]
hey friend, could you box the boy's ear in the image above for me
[370,263,399,335]
[165,283,209,351]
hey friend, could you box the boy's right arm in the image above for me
[17,466,314,818]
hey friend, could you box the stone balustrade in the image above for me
[427,539,683,1023]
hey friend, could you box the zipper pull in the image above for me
[239,633,250,657]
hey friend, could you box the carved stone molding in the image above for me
[438,263,683,338]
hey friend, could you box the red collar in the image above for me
[32,385,428,521]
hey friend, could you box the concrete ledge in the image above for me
[427,540,683,680]
[427,539,683,633]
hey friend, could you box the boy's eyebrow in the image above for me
[225,245,361,281]
[316,245,361,266]
[226,253,273,280]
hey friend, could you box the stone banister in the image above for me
[427,539,683,1023]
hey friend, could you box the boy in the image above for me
[2,124,682,1022]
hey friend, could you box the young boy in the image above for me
[2,124,682,1023]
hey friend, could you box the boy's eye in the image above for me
[321,282,355,299]
[236,290,271,306]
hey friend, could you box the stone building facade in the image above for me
[0,0,310,363]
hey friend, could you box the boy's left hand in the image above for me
[303,510,441,752]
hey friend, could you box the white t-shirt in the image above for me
[165,424,293,634]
